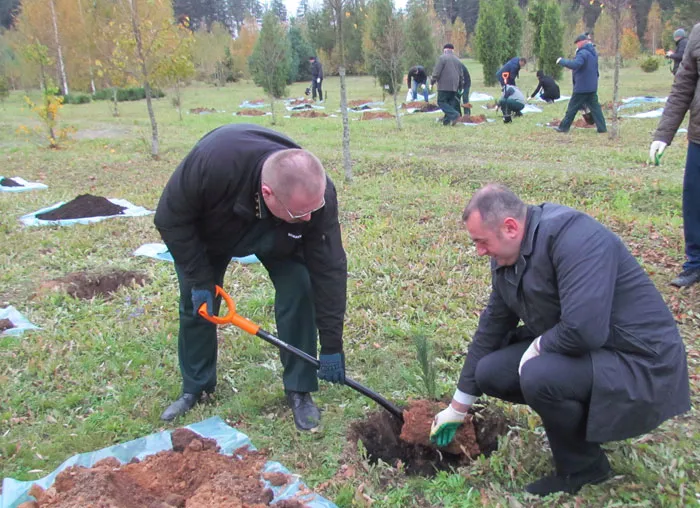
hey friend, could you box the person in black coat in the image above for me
[309,56,324,101]
[154,124,348,430]
[430,184,690,497]
[459,62,471,115]
[530,70,560,103]
[496,56,527,86]
[667,28,688,75]
[407,65,430,102]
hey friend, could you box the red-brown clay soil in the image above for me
[547,118,562,127]
[573,118,596,128]
[189,107,216,114]
[402,102,440,112]
[36,194,126,221]
[291,111,328,118]
[25,428,308,508]
[37,270,149,300]
[456,114,487,124]
[361,111,394,120]
[247,98,266,105]
[288,98,313,106]
[237,109,267,116]
[0,318,15,332]
[1,177,22,187]
[349,99,377,107]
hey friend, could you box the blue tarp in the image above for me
[20,199,153,227]
[0,177,48,193]
[0,306,40,337]
[133,243,259,265]
[0,416,336,508]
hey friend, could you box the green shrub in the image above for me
[640,56,660,73]
[62,93,92,104]
[92,87,165,102]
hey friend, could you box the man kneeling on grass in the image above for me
[430,184,691,496]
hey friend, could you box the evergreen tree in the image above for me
[502,0,523,58]
[474,0,507,86]
[270,0,288,22]
[538,1,562,80]
[403,4,436,71]
[0,0,20,29]
[527,0,545,60]
[287,22,314,82]
[249,11,290,122]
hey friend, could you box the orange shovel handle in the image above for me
[197,285,260,335]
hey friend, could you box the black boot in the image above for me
[525,454,612,496]
[671,268,700,287]
[285,391,321,431]
[160,393,199,422]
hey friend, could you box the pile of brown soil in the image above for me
[291,111,328,118]
[237,109,267,116]
[24,428,306,508]
[190,107,216,114]
[38,270,149,300]
[402,101,427,109]
[288,98,313,106]
[361,111,394,120]
[573,118,596,128]
[246,99,267,105]
[0,318,15,332]
[349,99,377,107]
[36,194,126,221]
[456,114,487,124]
[349,400,510,476]
[1,177,22,187]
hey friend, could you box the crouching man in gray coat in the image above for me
[430,184,691,497]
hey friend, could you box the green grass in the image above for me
[0,59,698,507]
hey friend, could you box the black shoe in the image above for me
[285,391,321,431]
[514,111,523,117]
[554,127,569,133]
[160,393,199,422]
[671,268,700,287]
[525,455,612,496]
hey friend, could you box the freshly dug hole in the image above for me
[37,270,149,300]
[349,400,510,476]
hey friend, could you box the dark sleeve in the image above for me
[303,178,347,354]
[559,51,585,70]
[431,57,445,84]
[463,66,471,89]
[504,86,514,99]
[671,39,687,62]
[538,216,617,356]
[531,82,542,98]
[654,25,699,145]
[319,63,323,79]
[407,69,413,88]
[457,288,519,395]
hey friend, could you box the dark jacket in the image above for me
[458,204,690,443]
[530,74,560,100]
[558,43,599,94]
[154,124,347,353]
[311,60,323,80]
[654,23,700,146]
[670,37,688,74]
[407,65,428,87]
[460,63,471,91]
[431,52,463,92]
[496,57,521,85]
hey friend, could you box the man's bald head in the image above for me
[261,149,326,202]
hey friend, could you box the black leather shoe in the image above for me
[285,391,321,431]
[671,268,700,288]
[525,455,612,496]
[554,127,569,133]
[160,393,199,422]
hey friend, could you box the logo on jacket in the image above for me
[288,232,302,239]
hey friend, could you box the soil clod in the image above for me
[291,111,328,118]
[457,114,487,124]
[189,107,216,114]
[361,111,394,120]
[36,194,126,221]
[0,318,15,332]
[37,270,149,300]
[1,177,23,187]
[237,109,267,116]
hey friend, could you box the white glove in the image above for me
[649,140,667,163]
[666,50,673,57]
[430,404,467,447]
[316,78,321,83]
[518,337,541,376]
[556,57,562,64]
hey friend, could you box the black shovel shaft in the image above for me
[256,328,404,421]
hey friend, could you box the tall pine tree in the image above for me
[538,1,562,80]
[403,4,436,71]
[474,0,507,86]
[503,0,523,59]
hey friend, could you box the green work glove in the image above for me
[430,405,467,447]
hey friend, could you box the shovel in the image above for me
[198,285,404,422]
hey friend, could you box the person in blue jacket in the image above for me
[496,56,527,86]
[554,34,607,133]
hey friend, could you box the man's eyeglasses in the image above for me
[279,195,326,219]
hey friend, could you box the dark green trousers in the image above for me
[559,92,607,133]
[175,226,319,396]
[437,90,460,125]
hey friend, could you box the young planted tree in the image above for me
[538,1,563,80]
[48,0,68,95]
[621,28,641,62]
[403,3,436,72]
[154,24,195,121]
[451,17,468,57]
[602,0,630,139]
[249,11,291,124]
[502,0,523,59]
[474,0,507,86]
[644,1,662,52]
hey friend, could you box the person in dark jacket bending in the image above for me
[496,56,527,86]
[530,70,560,103]
[666,28,688,75]
[554,33,606,133]
[430,184,690,497]
[309,56,324,101]
[459,62,471,116]
[407,65,430,102]
[154,124,348,431]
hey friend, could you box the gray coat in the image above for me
[458,204,690,443]
[431,52,463,92]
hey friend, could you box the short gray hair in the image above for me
[462,184,527,227]
[261,149,326,201]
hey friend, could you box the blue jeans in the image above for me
[683,142,700,271]
[412,80,429,102]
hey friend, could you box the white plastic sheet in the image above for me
[20,199,153,227]
[0,306,39,336]
[134,243,259,265]
[533,95,571,103]
[521,104,543,114]
[0,177,48,193]
[621,107,665,119]
[468,92,494,102]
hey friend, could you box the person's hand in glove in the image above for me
[556,57,562,64]
[191,286,214,318]
[518,337,541,376]
[316,77,321,83]
[649,140,667,165]
[666,50,673,58]
[430,403,467,447]
[318,352,345,383]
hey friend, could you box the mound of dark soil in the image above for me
[0,318,15,332]
[38,270,149,300]
[25,428,307,508]
[190,107,216,114]
[361,111,394,120]
[349,99,377,107]
[457,114,487,124]
[237,109,267,116]
[1,177,22,187]
[36,194,126,221]
[291,111,328,118]
[349,400,510,476]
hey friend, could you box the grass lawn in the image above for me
[0,58,698,507]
